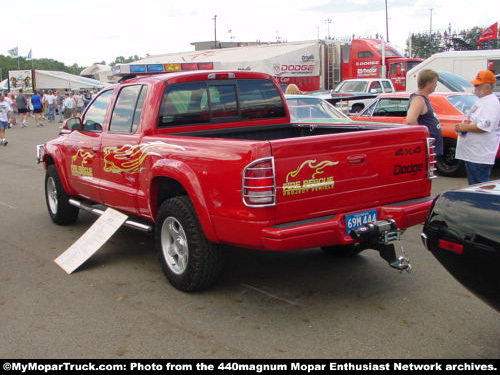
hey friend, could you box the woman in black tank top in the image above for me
[405,70,444,156]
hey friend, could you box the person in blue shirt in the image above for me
[31,91,44,127]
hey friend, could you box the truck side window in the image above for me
[238,79,285,119]
[369,82,382,94]
[382,81,393,93]
[132,86,148,133]
[358,51,373,58]
[82,90,113,132]
[109,85,147,134]
[159,82,209,127]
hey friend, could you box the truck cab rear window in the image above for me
[158,79,285,127]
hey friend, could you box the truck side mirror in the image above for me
[63,117,83,131]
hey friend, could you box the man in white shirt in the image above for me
[45,90,57,121]
[455,70,500,185]
[0,94,13,145]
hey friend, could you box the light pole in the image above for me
[385,0,389,42]
[213,15,217,49]
[324,19,332,39]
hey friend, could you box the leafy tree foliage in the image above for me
[109,55,143,66]
[0,55,85,80]
[406,26,499,58]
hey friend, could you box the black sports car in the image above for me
[421,181,500,312]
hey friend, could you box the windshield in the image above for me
[438,71,473,92]
[376,45,402,57]
[407,61,421,70]
[336,81,369,93]
[286,97,349,121]
[447,95,478,115]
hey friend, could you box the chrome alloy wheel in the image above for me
[161,217,189,275]
[46,176,58,214]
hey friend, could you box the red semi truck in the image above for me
[126,38,422,92]
[37,70,435,292]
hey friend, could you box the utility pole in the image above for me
[429,8,433,35]
[324,19,332,39]
[385,0,389,42]
[213,15,217,49]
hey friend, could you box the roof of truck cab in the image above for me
[115,70,275,86]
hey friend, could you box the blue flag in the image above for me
[26,49,32,60]
[8,47,18,57]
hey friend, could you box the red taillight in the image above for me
[242,158,276,207]
[427,138,437,179]
[438,239,464,254]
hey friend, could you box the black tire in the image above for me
[155,196,222,292]
[436,138,466,177]
[45,165,79,225]
[321,244,363,257]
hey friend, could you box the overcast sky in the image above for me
[2,0,499,67]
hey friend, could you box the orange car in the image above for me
[350,92,492,177]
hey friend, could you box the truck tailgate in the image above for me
[270,126,432,223]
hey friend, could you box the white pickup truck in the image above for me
[332,78,395,113]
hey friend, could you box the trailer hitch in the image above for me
[350,219,411,272]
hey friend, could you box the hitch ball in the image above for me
[350,219,397,241]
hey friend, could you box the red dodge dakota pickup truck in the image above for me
[37,70,436,292]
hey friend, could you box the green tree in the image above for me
[406,25,499,58]
[0,55,86,81]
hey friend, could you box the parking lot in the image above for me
[0,123,499,359]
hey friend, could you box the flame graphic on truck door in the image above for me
[283,159,339,196]
[103,141,185,174]
[71,149,94,177]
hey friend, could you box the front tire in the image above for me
[45,165,79,225]
[155,196,222,292]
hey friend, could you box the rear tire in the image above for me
[321,244,363,257]
[155,196,222,292]
[45,165,79,225]
[436,138,466,177]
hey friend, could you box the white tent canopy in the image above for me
[35,70,108,89]
[80,64,113,83]
[133,41,321,77]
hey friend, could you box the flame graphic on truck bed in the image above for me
[103,142,184,174]
[283,159,339,196]
[286,160,339,182]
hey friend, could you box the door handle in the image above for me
[347,154,366,164]
[92,146,100,152]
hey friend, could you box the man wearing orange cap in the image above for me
[455,70,500,185]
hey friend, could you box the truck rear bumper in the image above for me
[212,196,434,251]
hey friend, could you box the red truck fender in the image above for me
[148,159,219,243]
[43,146,77,196]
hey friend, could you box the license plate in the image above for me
[345,209,378,235]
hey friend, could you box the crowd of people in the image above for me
[0,89,96,146]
